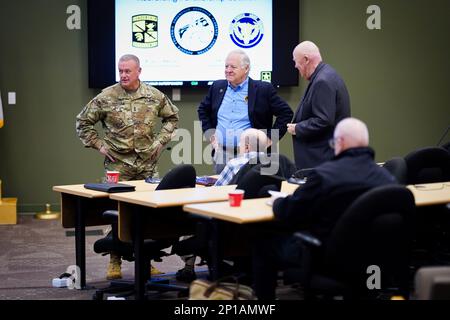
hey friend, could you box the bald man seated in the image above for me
[252,117,397,300]
[214,128,270,186]
[174,128,270,281]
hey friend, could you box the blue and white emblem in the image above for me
[229,13,264,48]
[170,7,219,55]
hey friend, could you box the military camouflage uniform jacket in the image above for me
[76,82,179,168]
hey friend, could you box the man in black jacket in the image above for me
[288,41,351,169]
[198,49,293,173]
[253,117,396,300]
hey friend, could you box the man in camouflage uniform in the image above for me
[76,54,179,180]
[76,54,179,279]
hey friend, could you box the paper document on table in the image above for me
[266,190,288,206]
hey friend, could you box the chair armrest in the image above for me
[293,231,322,247]
[292,168,313,179]
[102,210,119,223]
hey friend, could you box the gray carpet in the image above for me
[0,216,188,300]
[0,216,302,300]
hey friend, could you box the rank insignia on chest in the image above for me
[112,105,123,112]
[132,105,138,113]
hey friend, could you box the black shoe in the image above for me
[176,268,197,283]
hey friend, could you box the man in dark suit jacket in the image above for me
[253,118,397,300]
[198,49,293,173]
[288,41,351,169]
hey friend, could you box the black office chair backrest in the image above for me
[260,153,297,180]
[322,185,415,287]
[156,164,196,190]
[229,153,295,186]
[306,185,371,242]
[404,146,450,184]
[236,164,283,199]
[228,155,263,185]
[383,157,408,185]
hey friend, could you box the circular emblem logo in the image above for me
[229,13,264,48]
[170,7,219,55]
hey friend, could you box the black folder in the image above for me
[83,183,136,193]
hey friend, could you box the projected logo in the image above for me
[170,7,218,55]
[229,13,264,48]
[132,14,158,48]
[261,71,272,82]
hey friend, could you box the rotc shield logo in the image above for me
[132,15,158,48]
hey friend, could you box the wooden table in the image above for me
[184,182,450,284]
[184,198,273,224]
[52,180,157,289]
[183,197,273,283]
[407,182,450,206]
[184,182,450,225]
[109,185,237,300]
[281,180,301,194]
[177,180,297,225]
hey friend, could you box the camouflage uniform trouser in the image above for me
[104,156,158,181]
[103,156,158,263]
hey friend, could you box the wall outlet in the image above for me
[8,92,16,105]
[172,88,181,101]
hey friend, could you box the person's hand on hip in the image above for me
[150,142,164,161]
[99,146,115,162]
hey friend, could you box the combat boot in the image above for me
[106,253,122,280]
[151,265,163,275]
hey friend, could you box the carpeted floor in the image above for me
[0,216,189,300]
[0,216,302,300]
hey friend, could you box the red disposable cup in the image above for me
[106,171,120,183]
[229,189,245,207]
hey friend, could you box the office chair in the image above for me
[92,164,197,300]
[226,153,263,186]
[231,153,294,198]
[228,153,296,185]
[262,153,297,180]
[236,164,283,199]
[403,147,450,266]
[173,157,290,280]
[382,157,408,184]
[285,185,414,300]
[404,146,450,184]
[215,159,292,276]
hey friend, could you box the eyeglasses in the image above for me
[329,138,337,149]
[329,136,342,149]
